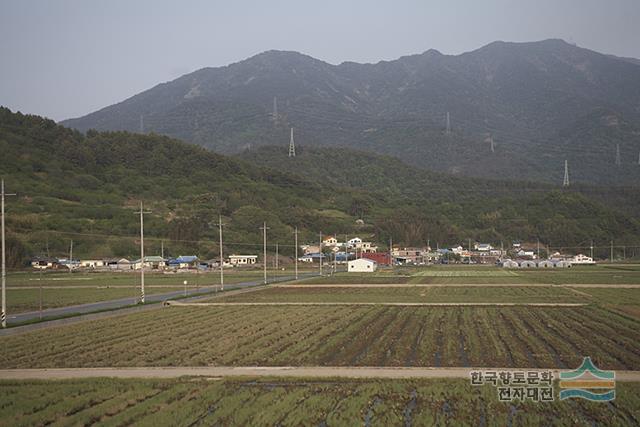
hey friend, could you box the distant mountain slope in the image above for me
[61,39,640,186]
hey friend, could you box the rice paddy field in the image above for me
[302,264,640,285]
[1,377,639,427]
[211,285,590,304]
[2,264,640,424]
[2,304,639,370]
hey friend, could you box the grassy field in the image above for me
[301,265,640,285]
[6,265,639,315]
[5,287,188,314]
[6,270,268,287]
[1,377,638,426]
[1,305,639,370]
[3,269,284,314]
[211,286,590,304]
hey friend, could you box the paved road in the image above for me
[1,366,639,381]
[166,301,588,307]
[5,273,317,326]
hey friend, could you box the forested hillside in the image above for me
[2,107,640,267]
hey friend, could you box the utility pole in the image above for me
[333,238,337,273]
[389,237,393,268]
[590,240,594,259]
[216,215,225,291]
[68,239,73,274]
[537,239,540,259]
[611,240,614,263]
[319,232,323,276]
[563,160,570,187]
[615,144,621,166]
[345,234,349,265]
[260,222,269,284]
[275,243,279,281]
[135,202,151,303]
[1,180,16,328]
[489,134,495,153]
[161,240,164,259]
[294,227,299,280]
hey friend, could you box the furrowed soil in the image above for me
[1,378,638,426]
[1,305,638,370]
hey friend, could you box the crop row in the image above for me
[1,305,639,370]
[213,285,588,304]
[1,378,639,426]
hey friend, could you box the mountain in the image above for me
[3,108,640,267]
[61,39,640,186]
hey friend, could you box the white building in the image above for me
[80,259,105,269]
[571,254,596,265]
[474,243,493,252]
[228,255,258,266]
[517,249,536,259]
[347,258,378,273]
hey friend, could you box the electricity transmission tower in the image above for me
[563,160,570,187]
[272,96,278,125]
[445,112,451,135]
[288,127,296,157]
[135,202,151,303]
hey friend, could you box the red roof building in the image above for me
[362,252,391,266]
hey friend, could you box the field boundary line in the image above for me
[563,284,640,288]
[164,301,588,307]
[274,284,557,288]
[1,366,639,381]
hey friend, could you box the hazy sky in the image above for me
[1,0,639,121]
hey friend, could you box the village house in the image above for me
[298,253,326,263]
[228,255,258,266]
[167,255,199,269]
[131,256,167,270]
[362,252,391,266]
[105,258,131,270]
[301,245,321,255]
[322,236,338,247]
[347,257,378,273]
[79,259,106,269]
[474,243,493,252]
[31,257,59,270]
[392,247,430,265]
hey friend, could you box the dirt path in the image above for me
[165,301,588,307]
[276,284,640,288]
[1,366,639,381]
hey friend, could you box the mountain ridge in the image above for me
[61,39,640,186]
